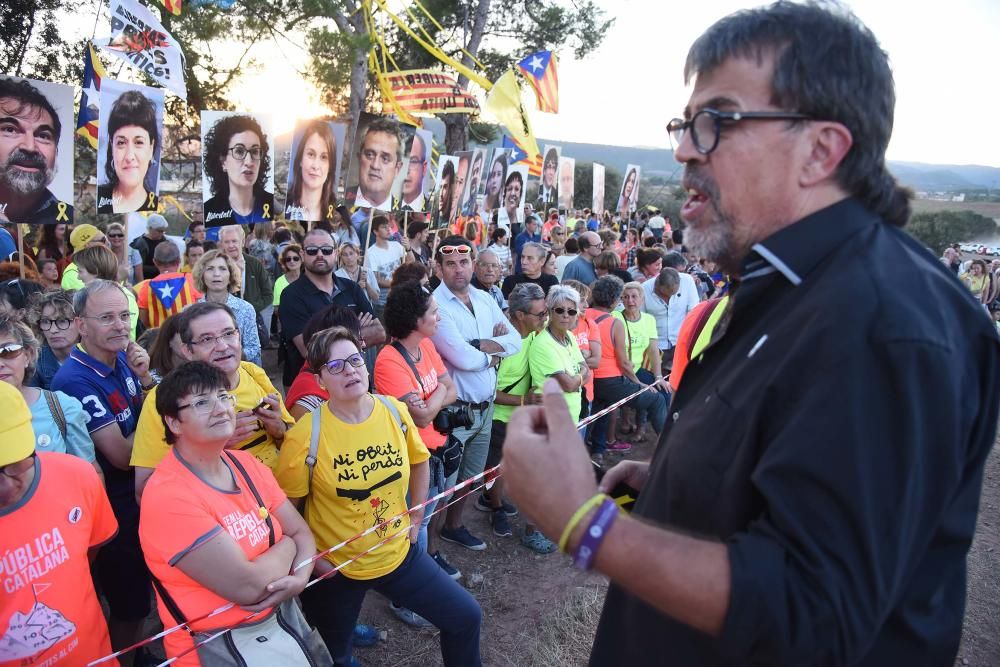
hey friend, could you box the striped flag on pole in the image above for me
[75,42,106,149]
[517,50,559,114]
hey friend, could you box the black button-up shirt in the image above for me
[590,198,1000,665]
[278,273,373,387]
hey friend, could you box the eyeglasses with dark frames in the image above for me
[228,145,262,162]
[39,317,73,331]
[666,108,814,156]
[1,452,36,478]
[324,352,366,375]
[304,246,336,257]
[552,307,578,316]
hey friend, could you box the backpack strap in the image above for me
[150,574,192,631]
[306,407,322,491]
[373,394,407,437]
[224,451,275,547]
[43,390,67,440]
[390,341,426,392]
[594,313,612,324]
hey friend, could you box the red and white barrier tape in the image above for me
[87,382,659,665]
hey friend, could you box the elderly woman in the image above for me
[0,314,97,471]
[139,362,324,666]
[107,222,143,285]
[562,279,601,426]
[587,275,668,459]
[529,284,589,424]
[335,242,380,304]
[616,281,665,437]
[488,283,554,552]
[193,249,262,365]
[28,289,79,389]
[275,326,482,666]
[203,114,275,227]
[97,90,160,214]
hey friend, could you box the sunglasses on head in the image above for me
[0,343,25,360]
[552,307,578,316]
[439,245,472,256]
[304,246,336,256]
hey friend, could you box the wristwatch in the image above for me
[469,339,481,350]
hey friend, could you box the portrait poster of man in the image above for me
[97,79,164,215]
[0,76,74,225]
[558,156,575,211]
[592,162,606,214]
[448,151,472,226]
[201,110,275,228]
[431,155,458,229]
[617,163,641,217]
[460,147,486,216]
[534,144,560,210]
[284,118,346,223]
[481,148,511,217]
[391,126,432,212]
[497,164,528,231]
[344,113,404,212]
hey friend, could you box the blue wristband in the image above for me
[573,498,619,570]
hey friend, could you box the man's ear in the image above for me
[800,122,853,187]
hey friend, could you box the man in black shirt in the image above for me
[500,3,1000,666]
[500,241,557,298]
[278,228,385,387]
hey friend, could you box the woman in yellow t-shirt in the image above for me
[961,259,990,304]
[274,326,482,667]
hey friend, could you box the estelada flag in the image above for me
[75,42,106,149]
[502,135,542,177]
[517,50,559,114]
[156,0,182,15]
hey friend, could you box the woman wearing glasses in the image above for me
[202,114,275,228]
[528,284,589,424]
[193,249,262,366]
[273,244,303,320]
[0,314,98,473]
[107,221,143,286]
[335,242,380,305]
[28,289,79,389]
[275,326,482,666]
[97,89,161,214]
[139,361,325,667]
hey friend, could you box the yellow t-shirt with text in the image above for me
[274,395,429,580]
[130,361,293,471]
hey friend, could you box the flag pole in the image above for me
[16,224,25,280]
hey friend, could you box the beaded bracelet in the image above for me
[572,497,619,571]
[558,493,608,553]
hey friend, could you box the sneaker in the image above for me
[607,440,632,452]
[430,551,462,580]
[389,602,434,629]
[475,493,519,517]
[352,623,383,647]
[440,525,487,551]
[491,509,513,537]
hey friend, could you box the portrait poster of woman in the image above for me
[497,164,528,231]
[284,119,346,223]
[617,164,640,217]
[96,80,164,215]
[481,148,510,216]
[201,110,275,228]
[592,162,606,214]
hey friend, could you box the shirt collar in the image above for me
[70,344,115,378]
[740,197,880,286]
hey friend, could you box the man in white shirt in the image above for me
[363,214,408,310]
[431,235,521,552]
[641,267,683,374]
[555,237,579,281]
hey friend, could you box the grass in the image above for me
[509,585,607,667]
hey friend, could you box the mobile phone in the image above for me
[254,397,272,412]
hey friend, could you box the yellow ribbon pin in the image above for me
[258,507,269,520]
[147,192,156,209]
[55,202,68,222]
[327,204,334,219]
[262,203,270,219]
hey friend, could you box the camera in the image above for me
[433,403,474,434]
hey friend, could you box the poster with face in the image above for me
[558,156,575,211]
[535,144,561,211]
[284,119,346,223]
[448,151,472,226]
[0,76,74,225]
[97,79,164,215]
[592,163,605,214]
[345,113,405,212]
[432,155,459,229]
[481,148,510,216]
[459,147,486,216]
[392,127,432,212]
[617,164,640,217]
[498,164,528,230]
[201,110,275,228]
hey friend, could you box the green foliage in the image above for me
[905,210,999,255]
[468,121,499,144]
[306,26,369,114]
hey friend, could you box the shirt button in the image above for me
[672,411,680,422]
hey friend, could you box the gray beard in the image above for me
[0,162,53,195]
[684,207,739,271]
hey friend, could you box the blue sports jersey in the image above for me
[52,345,144,518]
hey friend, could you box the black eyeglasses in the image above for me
[284,255,302,263]
[1,452,35,478]
[552,307,578,316]
[324,352,366,375]
[228,145,262,162]
[39,317,72,331]
[666,108,814,155]
[304,246,336,257]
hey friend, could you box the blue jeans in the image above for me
[636,368,671,422]
[301,544,482,666]
[416,454,445,553]
[591,376,668,453]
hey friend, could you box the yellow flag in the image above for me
[485,70,540,161]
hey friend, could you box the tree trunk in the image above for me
[337,9,370,188]
[443,0,491,154]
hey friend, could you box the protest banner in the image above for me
[284,119,346,223]
[431,155,458,229]
[201,111,275,229]
[379,69,480,115]
[559,156,575,211]
[617,164,640,217]
[391,127,432,212]
[592,163,606,214]
[96,0,187,99]
[344,113,403,212]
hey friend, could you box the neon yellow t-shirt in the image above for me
[273,395,429,580]
[130,361,293,470]
[613,311,658,370]
[529,328,586,421]
[493,332,534,424]
[273,274,289,307]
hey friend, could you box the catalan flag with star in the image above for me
[503,135,543,177]
[76,42,106,149]
[517,50,559,114]
[136,272,202,328]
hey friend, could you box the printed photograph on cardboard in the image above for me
[497,164,528,230]
[0,76,75,225]
[592,163,605,214]
[431,155,459,229]
[481,148,510,216]
[558,156,575,211]
[533,144,560,211]
[391,126,431,212]
[97,79,164,215]
[201,110,275,227]
[284,119,346,223]
[460,147,486,216]
[617,163,640,217]
[448,151,472,226]
[345,113,405,212]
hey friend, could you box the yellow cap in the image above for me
[70,224,100,252]
[0,382,34,467]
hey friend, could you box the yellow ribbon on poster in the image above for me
[262,203,271,219]
[55,202,68,222]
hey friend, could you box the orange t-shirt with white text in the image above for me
[139,449,288,667]
[573,313,600,402]
[374,339,447,450]
[0,452,119,667]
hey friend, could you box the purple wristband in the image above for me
[573,498,619,570]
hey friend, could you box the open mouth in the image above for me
[212,352,236,364]
[681,180,711,222]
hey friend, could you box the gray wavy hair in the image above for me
[545,284,581,310]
